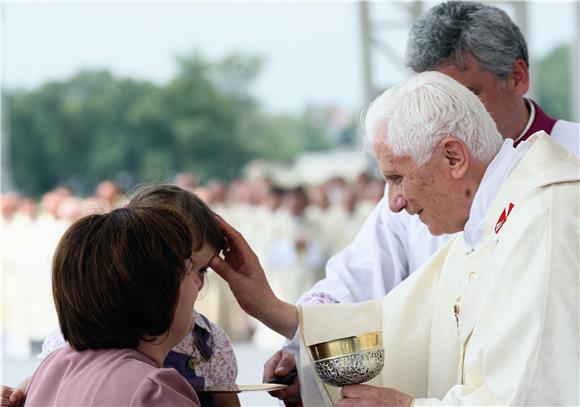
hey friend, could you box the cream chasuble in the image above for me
[299,133,579,406]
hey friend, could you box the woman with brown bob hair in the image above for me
[23,206,203,406]
[8,185,238,407]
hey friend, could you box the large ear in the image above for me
[511,58,529,97]
[438,137,470,179]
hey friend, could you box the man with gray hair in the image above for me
[263,3,579,404]
[211,71,579,406]
[405,1,578,153]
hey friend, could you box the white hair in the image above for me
[363,71,503,165]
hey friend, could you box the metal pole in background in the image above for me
[359,1,373,109]
[360,1,577,121]
[358,1,423,108]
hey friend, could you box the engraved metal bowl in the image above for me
[308,331,384,387]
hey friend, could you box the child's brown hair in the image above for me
[128,184,224,253]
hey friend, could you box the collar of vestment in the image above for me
[484,133,579,246]
[514,99,557,146]
[464,132,579,252]
[463,139,530,252]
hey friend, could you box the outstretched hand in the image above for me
[210,215,299,339]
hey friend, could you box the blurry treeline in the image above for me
[5,43,573,198]
[5,52,357,197]
[535,44,573,122]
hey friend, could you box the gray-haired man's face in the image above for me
[437,55,529,140]
[374,138,470,236]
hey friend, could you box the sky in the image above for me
[2,1,578,114]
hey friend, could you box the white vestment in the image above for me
[299,116,578,307]
[299,134,579,406]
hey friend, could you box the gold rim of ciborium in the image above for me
[308,332,383,360]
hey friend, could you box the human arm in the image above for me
[0,377,29,407]
[294,196,450,309]
[299,197,411,304]
[209,215,299,339]
[264,197,449,404]
[271,198,412,366]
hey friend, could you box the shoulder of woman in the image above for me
[131,368,200,406]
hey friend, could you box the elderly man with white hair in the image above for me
[261,2,579,402]
[211,71,579,406]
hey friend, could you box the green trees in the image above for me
[535,44,572,121]
[6,53,337,197]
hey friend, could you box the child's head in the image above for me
[52,206,199,351]
[128,184,224,255]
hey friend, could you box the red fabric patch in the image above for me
[495,202,515,234]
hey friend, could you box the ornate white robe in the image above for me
[299,134,579,406]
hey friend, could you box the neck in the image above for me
[504,98,530,140]
[462,160,488,224]
[136,337,172,367]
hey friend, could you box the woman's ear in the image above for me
[439,137,470,179]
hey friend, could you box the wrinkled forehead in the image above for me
[372,137,393,159]
[372,139,416,175]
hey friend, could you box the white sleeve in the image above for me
[284,195,451,354]
[298,196,410,305]
[38,328,66,359]
[282,196,410,354]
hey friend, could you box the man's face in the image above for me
[374,139,470,235]
[437,55,527,139]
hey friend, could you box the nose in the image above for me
[388,186,407,213]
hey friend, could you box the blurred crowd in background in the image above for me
[1,170,385,359]
[3,2,575,361]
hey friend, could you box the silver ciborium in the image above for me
[308,331,384,387]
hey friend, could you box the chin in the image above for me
[425,220,455,236]
[427,224,446,236]
[418,214,440,235]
